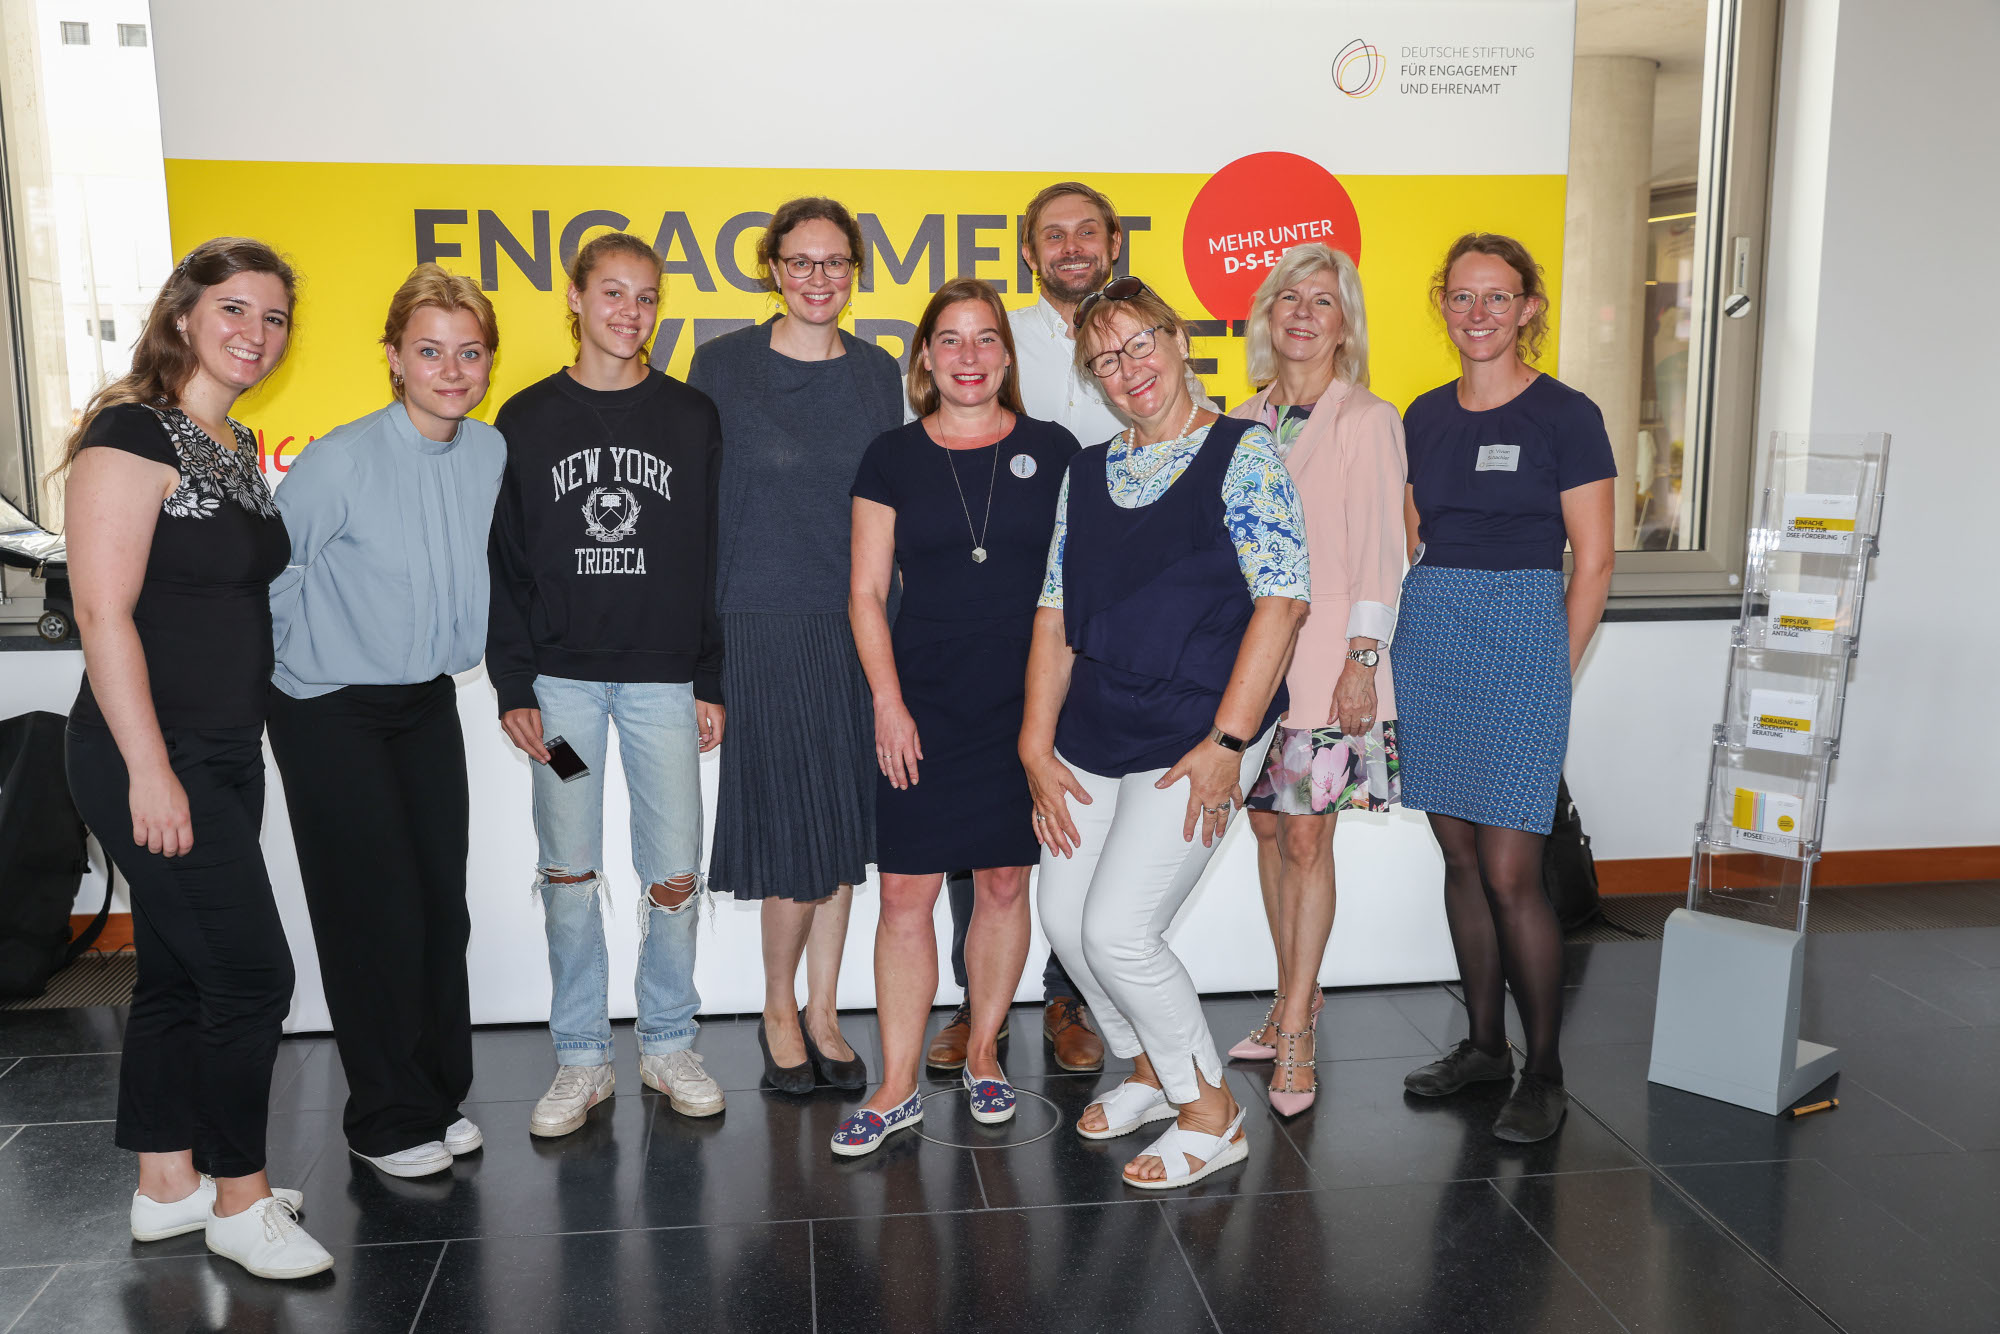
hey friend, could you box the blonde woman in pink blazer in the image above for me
[1227,243,1406,1115]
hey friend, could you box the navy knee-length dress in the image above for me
[851,416,1078,874]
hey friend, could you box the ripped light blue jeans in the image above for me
[531,676,703,1065]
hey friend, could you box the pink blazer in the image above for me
[1230,381,1407,730]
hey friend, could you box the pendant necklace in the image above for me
[939,422,1004,563]
[1120,401,1202,483]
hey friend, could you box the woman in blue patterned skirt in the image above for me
[1394,234,1615,1143]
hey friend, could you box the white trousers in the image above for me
[1036,727,1275,1105]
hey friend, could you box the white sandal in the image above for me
[1076,1078,1178,1141]
[1122,1108,1249,1190]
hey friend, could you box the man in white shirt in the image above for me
[1005,182,1129,448]
[927,182,1124,1077]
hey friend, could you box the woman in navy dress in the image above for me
[1395,233,1615,1143]
[834,279,1079,1155]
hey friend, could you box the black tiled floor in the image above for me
[1559,1040,1964,1165]
[0,1266,56,1329]
[1669,1159,2000,1333]
[1818,1149,2000,1285]
[1495,1169,1831,1332]
[6,930,1999,1331]
[813,1203,1213,1334]
[0,1006,125,1060]
[1167,1181,1627,1333]
[7,1243,442,1333]
[0,1052,122,1124]
[414,1225,812,1333]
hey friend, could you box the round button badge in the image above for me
[1009,454,1037,479]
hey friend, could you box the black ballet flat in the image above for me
[798,1008,868,1090]
[758,1020,815,1095]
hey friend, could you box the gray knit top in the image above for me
[689,319,903,615]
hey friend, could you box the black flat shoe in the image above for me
[758,1020,815,1095]
[799,1008,867,1090]
[1404,1039,1514,1097]
[1492,1072,1568,1143]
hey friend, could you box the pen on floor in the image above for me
[1790,1098,1838,1118]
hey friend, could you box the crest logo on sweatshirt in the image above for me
[581,486,641,543]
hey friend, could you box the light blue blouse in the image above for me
[269,402,506,699]
[1038,422,1310,608]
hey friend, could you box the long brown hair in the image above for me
[1430,232,1550,362]
[906,279,1025,417]
[565,232,664,363]
[55,237,298,475]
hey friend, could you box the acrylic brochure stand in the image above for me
[1648,431,1889,1115]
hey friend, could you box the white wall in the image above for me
[1554,0,1999,862]
[1800,0,1999,847]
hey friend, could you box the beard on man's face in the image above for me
[1037,253,1113,304]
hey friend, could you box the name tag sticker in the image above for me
[1747,687,1818,755]
[1475,444,1521,473]
[1009,453,1037,479]
[1777,492,1858,553]
[1729,786,1804,854]
[1767,589,1839,654]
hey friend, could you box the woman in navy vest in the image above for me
[1396,234,1615,1144]
[1022,277,1310,1190]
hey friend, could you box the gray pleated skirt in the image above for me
[710,611,877,900]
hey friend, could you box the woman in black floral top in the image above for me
[59,238,335,1281]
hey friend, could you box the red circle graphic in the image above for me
[1181,153,1363,322]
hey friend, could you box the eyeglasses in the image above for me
[778,255,855,280]
[1073,274,1147,332]
[1444,289,1526,315]
[1085,325,1163,379]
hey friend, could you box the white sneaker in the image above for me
[350,1141,452,1178]
[444,1117,483,1155]
[530,1064,615,1137]
[640,1050,725,1118]
[205,1195,334,1280]
[131,1178,304,1242]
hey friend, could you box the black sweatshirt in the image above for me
[486,367,723,713]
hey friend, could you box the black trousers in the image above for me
[945,870,1079,1003]
[266,677,473,1158]
[65,720,293,1179]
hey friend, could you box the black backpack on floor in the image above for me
[0,710,107,997]
[1543,774,1601,931]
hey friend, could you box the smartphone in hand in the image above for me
[544,736,590,783]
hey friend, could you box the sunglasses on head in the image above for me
[1072,274,1149,332]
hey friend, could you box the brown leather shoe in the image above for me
[927,1001,1011,1068]
[1044,996,1105,1072]
[926,1001,972,1069]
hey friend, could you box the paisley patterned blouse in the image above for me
[1037,422,1310,608]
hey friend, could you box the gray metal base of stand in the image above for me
[1648,908,1842,1115]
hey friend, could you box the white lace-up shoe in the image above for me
[640,1050,725,1118]
[205,1195,334,1280]
[131,1178,303,1242]
[530,1064,615,1137]
[444,1117,484,1155]
[350,1141,452,1178]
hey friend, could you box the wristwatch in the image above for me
[1346,648,1381,668]
[1206,725,1250,752]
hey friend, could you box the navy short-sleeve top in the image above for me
[851,415,1078,624]
[1403,374,1616,572]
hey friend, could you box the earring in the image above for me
[391,372,405,394]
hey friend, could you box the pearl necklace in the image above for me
[1118,402,1202,482]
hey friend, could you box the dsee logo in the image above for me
[1332,38,1384,97]
[582,486,641,543]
